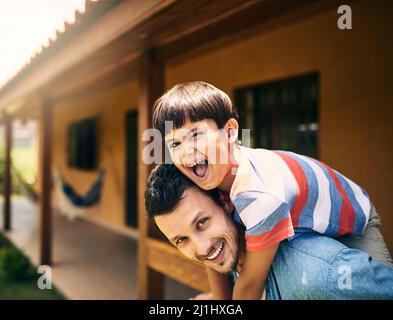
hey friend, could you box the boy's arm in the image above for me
[233,243,279,300]
[206,267,232,300]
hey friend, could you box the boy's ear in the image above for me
[224,118,239,144]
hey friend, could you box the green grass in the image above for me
[0,233,65,300]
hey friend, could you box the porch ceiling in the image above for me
[0,0,344,112]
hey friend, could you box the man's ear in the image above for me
[224,118,239,144]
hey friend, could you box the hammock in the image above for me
[53,167,105,221]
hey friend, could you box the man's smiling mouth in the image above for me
[205,241,225,263]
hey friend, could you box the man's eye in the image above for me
[176,237,187,245]
[197,217,209,229]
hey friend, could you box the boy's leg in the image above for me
[338,204,393,267]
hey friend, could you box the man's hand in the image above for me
[219,190,235,214]
[206,267,232,299]
[189,292,215,300]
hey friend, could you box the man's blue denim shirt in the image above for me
[232,232,393,299]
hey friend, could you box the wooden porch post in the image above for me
[137,49,164,299]
[3,113,12,231]
[39,97,53,266]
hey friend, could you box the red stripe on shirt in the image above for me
[273,151,308,228]
[316,160,356,236]
[245,217,294,252]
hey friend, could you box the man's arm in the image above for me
[206,267,232,300]
[233,243,279,300]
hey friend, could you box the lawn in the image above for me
[0,233,65,300]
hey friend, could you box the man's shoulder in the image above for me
[281,232,347,264]
[268,232,345,299]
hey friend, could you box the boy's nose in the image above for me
[180,149,197,166]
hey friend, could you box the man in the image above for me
[145,164,393,299]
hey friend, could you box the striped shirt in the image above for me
[230,147,371,252]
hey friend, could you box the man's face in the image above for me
[165,118,236,190]
[155,187,239,274]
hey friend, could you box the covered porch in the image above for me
[2,197,197,299]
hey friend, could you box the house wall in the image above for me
[52,81,138,230]
[52,0,393,250]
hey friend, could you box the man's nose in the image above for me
[194,238,213,261]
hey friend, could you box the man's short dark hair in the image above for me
[152,81,239,136]
[145,164,221,221]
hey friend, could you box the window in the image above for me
[235,73,319,158]
[67,117,98,170]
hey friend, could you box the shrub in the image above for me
[0,247,34,280]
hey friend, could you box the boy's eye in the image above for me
[169,141,180,149]
[192,131,203,138]
[197,217,209,230]
[176,237,187,245]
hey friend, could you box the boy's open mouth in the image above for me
[189,159,208,179]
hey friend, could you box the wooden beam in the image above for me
[38,97,53,266]
[147,238,210,293]
[137,49,165,299]
[157,0,339,62]
[3,113,12,231]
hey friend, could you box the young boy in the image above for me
[152,81,393,300]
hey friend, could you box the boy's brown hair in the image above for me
[152,81,239,135]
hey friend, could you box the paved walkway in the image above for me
[0,197,199,300]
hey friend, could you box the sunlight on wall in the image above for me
[0,0,86,88]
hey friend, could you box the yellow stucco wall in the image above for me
[52,0,393,250]
[165,0,393,250]
[52,81,138,230]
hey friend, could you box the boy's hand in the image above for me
[233,243,279,300]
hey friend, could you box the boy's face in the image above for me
[165,118,237,190]
[155,187,239,274]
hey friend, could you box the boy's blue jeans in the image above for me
[266,232,393,299]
